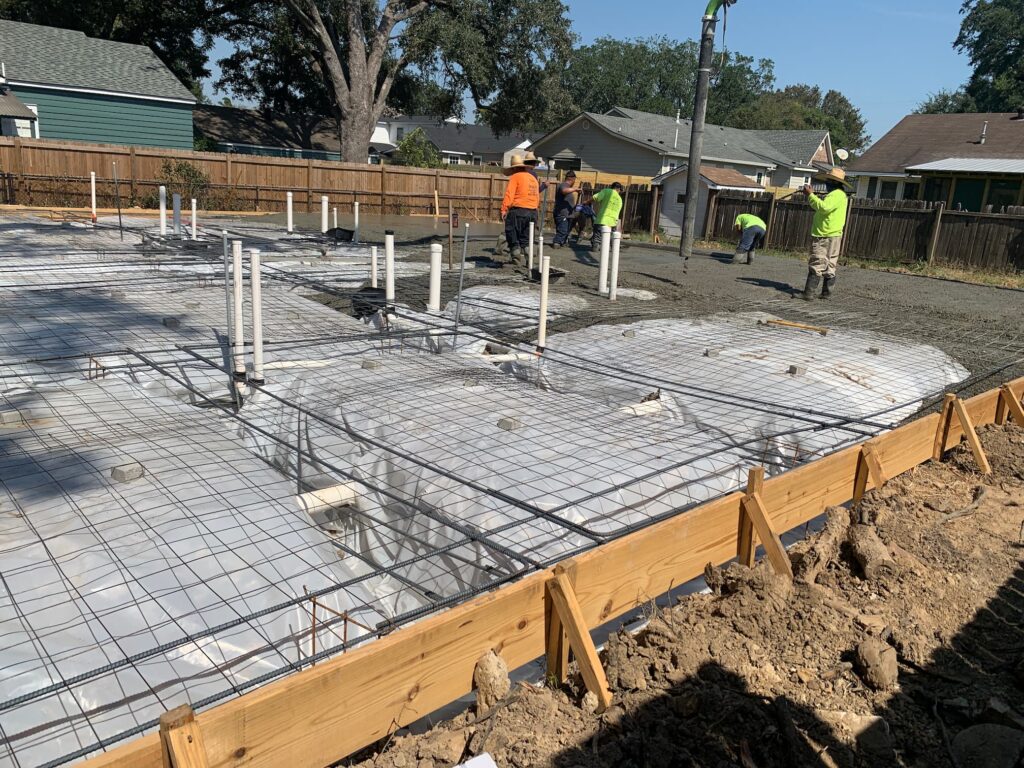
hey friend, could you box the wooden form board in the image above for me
[78,376,1024,768]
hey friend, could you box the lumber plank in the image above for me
[740,492,793,579]
[1000,385,1024,426]
[545,562,575,683]
[759,319,829,336]
[547,572,613,712]
[952,396,992,475]
[160,706,209,768]
[933,393,956,460]
[737,467,764,567]
[853,441,887,504]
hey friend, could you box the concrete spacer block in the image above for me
[622,330,637,338]
[111,462,145,483]
[361,359,382,370]
[704,348,720,358]
[497,417,523,431]
[0,411,24,425]
[162,317,181,329]
[867,347,881,356]
[788,365,807,376]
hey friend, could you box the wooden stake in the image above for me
[546,568,613,712]
[739,491,793,579]
[159,705,209,768]
[545,562,575,684]
[852,441,886,504]
[998,385,1024,426]
[952,396,992,475]
[737,467,764,568]
[933,393,956,461]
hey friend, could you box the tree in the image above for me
[394,127,442,167]
[0,0,215,90]
[217,0,573,163]
[915,88,978,114]
[956,0,1024,112]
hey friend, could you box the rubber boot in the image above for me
[821,275,835,299]
[746,250,754,265]
[801,271,820,301]
[732,249,746,264]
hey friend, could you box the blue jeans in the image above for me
[553,209,571,245]
[738,225,766,253]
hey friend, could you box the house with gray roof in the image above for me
[530,107,833,188]
[0,20,195,149]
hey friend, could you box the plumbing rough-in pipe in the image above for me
[89,172,97,225]
[609,230,622,301]
[222,231,233,373]
[286,192,294,233]
[159,186,167,235]
[231,240,246,380]
[249,248,265,385]
[172,193,182,237]
[321,195,329,234]
[191,198,198,241]
[598,225,611,294]
[528,220,535,274]
[428,242,443,312]
[384,230,396,303]
[370,245,378,288]
[295,484,356,515]
[353,201,360,243]
[538,247,551,350]
[333,207,338,230]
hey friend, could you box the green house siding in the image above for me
[9,86,193,149]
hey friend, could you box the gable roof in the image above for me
[194,104,343,152]
[652,164,764,189]
[848,113,1024,174]
[400,119,537,156]
[534,107,830,170]
[0,20,195,103]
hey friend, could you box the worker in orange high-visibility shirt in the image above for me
[500,153,540,264]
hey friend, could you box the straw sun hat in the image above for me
[813,166,853,190]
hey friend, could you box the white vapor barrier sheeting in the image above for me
[444,285,590,334]
[0,379,385,767]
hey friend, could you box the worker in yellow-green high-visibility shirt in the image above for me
[733,212,767,265]
[800,166,852,300]
[590,182,624,253]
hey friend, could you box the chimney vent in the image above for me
[980,120,989,144]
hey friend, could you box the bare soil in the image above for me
[349,424,1024,768]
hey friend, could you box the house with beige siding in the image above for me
[530,107,833,188]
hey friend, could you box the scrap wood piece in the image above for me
[159,705,209,768]
[740,491,794,580]
[758,318,828,336]
[852,441,887,504]
[737,467,765,568]
[998,385,1024,426]
[546,568,613,712]
[952,396,992,475]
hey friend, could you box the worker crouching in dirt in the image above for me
[801,167,852,300]
[733,212,766,265]
[500,153,540,264]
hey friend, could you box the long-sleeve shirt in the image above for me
[735,213,766,231]
[501,171,540,216]
[807,189,849,238]
[593,188,623,227]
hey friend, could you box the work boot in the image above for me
[746,250,754,265]
[821,275,835,299]
[801,271,821,301]
[509,246,522,265]
[732,249,746,264]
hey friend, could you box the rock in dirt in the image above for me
[855,637,899,691]
[848,524,898,582]
[817,710,895,762]
[473,651,509,714]
[416,730,468,764]
[952,724,1024,768]
[580,690,598,714]
[793,505,850,584]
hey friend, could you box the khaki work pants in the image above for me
[808,236,842,277]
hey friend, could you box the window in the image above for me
[866,177,878,198]
[472,156,483,165]
[3,105,39,139]
[923,177,951,205]
[668,162,678,171]
[987,180,1022,211]
[396,127,404,141]
[446,155,460,165]
[553,157,582,171]
[675,193,687,204]
[804,176,811,185]
[879,181,898,199]
[903,182,920,201]
[756,172,764,185]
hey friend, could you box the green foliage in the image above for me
[915,88,979,114]
[956,0,1024,111]
[143,160,211,207]
[394,128,443,168]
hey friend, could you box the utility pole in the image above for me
[680,0,735,267]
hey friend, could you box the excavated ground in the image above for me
[348,423,1024,768]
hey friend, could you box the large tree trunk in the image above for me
[337,101,376,164]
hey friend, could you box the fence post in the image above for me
[487,173,495,220]
[128,147,137,203]
[703,189,719,239]
[649,186,660,238]
[12,137,24,204]
[307,159,314,212]
[927,201,945,265]
[380,163,387,214]
[765,192,778,248]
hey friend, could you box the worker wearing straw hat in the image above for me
[800,166,852,300]
[500,152,540,264]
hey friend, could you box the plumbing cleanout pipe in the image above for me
[89,171,97,225]
[428,242,443,312]
[453,223,469,349]
[537,252,551,351]
[353,201,360,243]
[609,230,622,301]
[321,195,329,234]
[598,225,611,294]
[384,230,396,303]
[172,193,182,237]
[249,248,265,385]
[159,185,167,235]
[286,191,294,233]
[231,240,246,381]
[333,207,338,230]
[528,220,535,274]
[222,231,239,408]
[370,245,378,288]
[191,198,198,240]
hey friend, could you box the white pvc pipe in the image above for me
[172,193,182,237]
[159,186,167,235]
[249,249,264,384]
[295,484,356,515]
[428,242,443,312]
[89,171,97,224]
[353,201,360,243]
[598,225,611,294]
[528,220,535,273]
[333,207,338,230]
[231,240,246,379]
[370,245,378,288]
[191,198,198,240]
[609,230,622,301]
[222,230,232,368]
[286,191,294,233]
[321,195,329,233]
[384,230,395,303]
[537,253,550,349]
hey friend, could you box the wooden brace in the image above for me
[159,705,209,768]
[852,441,887,504]
[933,393,991,475]
[998,385,1024,427]
[739,486,793,580]
[737,467,764,568]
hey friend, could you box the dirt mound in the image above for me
[349,425,1024,768]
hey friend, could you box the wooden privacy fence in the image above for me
[79,375,1024,768]
[0,137,652,228]
[706,190,1024,272]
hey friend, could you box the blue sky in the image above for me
[205,0,971,147]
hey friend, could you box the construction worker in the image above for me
[800,167,852,300]
[591,182,624,253]
[500,152,540,263]
[551,170,581,248]
[733,212,766,264]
